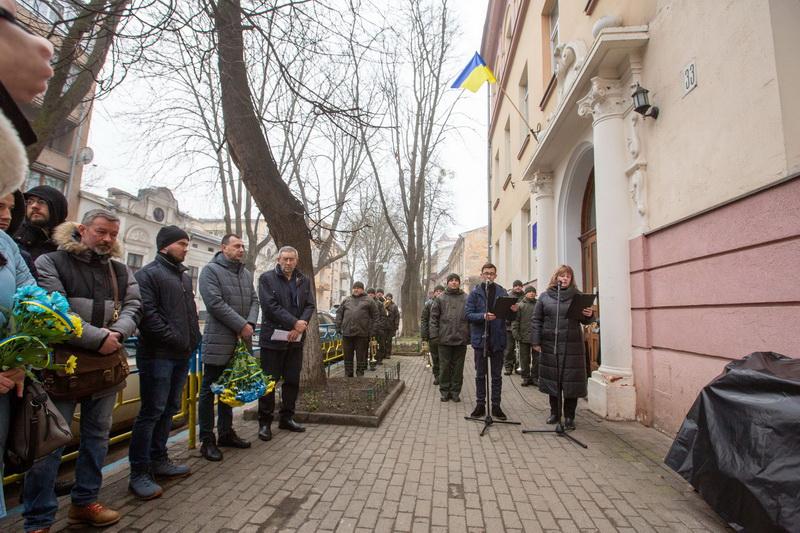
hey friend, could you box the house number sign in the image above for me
[682,62,697,96]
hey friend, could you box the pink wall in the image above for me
[629,176,800,434]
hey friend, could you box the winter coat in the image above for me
[373,297,391,336]
[135,253,201,359]
[386,301,400,336]
[464,282,510,352]
[420,298,434,341]
[531,286,593,399]
[258,264,316,350]
[0,230,36,330]
[511,297,537,343]
[429,288,469,346]
[0,82,33,197]
[14,185,68,261]
[505,289,525,330]
[198,252,259,366]
[335,293,378,337]
[6,190,36,277]
[36,222,141,351]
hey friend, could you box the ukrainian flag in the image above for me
[451,52,496,93]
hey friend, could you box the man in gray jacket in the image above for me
[429,274,469,402]
[197,234,259,461]
[335,281,378,377]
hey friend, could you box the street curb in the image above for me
[293,380,405,427]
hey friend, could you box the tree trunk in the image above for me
[214,0,324,388]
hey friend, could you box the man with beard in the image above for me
[503,280,525,375]
[128,226,200,500]
[429,275,469,402]
[14,184,68,261]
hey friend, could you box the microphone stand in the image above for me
[521,282,588,448]
[466,281,521,436]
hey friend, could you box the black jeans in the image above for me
[259,345,303,424]
[503,330,516,370]
[474,347,504,406]
[198,363,233,441]
[343,336,369,376]
[549,395,578,418]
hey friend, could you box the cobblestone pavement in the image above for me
[5,352,728,532]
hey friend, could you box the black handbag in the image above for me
[5,379,73,472]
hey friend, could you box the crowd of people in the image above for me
[420,263,595,429]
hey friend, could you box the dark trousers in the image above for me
[503,330,517,370]
[549,395,578,418]
[438,344,466,394]
[474,347,504,406]
[129,357,189,471]
[198,363,233,441]
[518,342,539,381]
[429,339,440,377]
[258,345,303,424]
[376,336,390,362]
[384,336,394,358]
[343,336,369,376]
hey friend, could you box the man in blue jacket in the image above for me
[257,245,316,441]
[464,263,517,420]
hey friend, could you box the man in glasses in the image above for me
[14,185,68,261]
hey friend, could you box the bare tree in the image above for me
[422,168,455,290]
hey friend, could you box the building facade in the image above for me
[431,226,489,294]
[483,0,800,434]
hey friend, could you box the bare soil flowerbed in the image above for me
[297,377,401,416]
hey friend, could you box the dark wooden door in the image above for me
[579,170,600,372]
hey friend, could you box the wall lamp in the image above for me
[631,83,659,120]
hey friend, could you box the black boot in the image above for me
[278,418,306,432]
[491,405,507,421]
[470,404,485,418]
[218,430,251,449]
[546,414,559,425]
[200,437,223,461]
[258,424,272,441]
[564,418,576,430]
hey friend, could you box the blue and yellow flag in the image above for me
[451,52,496,93]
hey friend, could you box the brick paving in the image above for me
[4,352,728,532]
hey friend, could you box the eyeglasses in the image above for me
[25,198,48,207]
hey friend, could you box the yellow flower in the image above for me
[265,380,276,395]
[64,355,78,375]
[70,314,83,338]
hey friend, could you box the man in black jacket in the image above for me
[384,292,400,358]
[128,226,200,500]
[420,285,444,384]
[14,184,68,261]
[504,280,525,375]
[257,245,316,441]
[336,282,378,377]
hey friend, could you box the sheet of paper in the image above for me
[270,329,302,342]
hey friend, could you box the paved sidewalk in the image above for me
[5,352,728,532]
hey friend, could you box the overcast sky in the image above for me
[83,1,489,237]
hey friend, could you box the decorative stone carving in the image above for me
[625,113,648,231]
[626,112,641,160]
[592,15,622,38]
[577,77,630,123]
[127,226,150,244]
[626,162,647,217]
[529,171,554,198]
[555,40,588,101]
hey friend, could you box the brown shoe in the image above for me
[68,502,121,527]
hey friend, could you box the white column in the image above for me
[577,77,636,420]
[528,171,555,292]
[511,210,525,283]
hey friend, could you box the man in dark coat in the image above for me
[430,275,469,402]
[197,234,259,461]
[512,286,538,386]
[14,184,68,261]
[384,292,400,358]
[257,245,316,441]
[503,280,525,375]
[464,263,517,420]
[128,226,200,500]
[335,282,378,377]
[374,288,390,362]
[420,285,444,384]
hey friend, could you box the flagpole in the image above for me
[485,83,492,262]
[496,84,541,142]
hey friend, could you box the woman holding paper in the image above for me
[531,265,594,430]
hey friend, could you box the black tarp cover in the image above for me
[665,352,800,533]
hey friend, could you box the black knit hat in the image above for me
[433,285,445,292]
[513,279,523,287]
[446,273,461,283]
[385,293,393,299]
[367,287,376,294]
[524,286,536,295]
[352,281,365,290]
[157,225,189,250]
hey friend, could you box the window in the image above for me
[188,266,199,293]
[549,2,560,75]
[518,65,529,143]
[25,170,67,193]
[127,253,143,273]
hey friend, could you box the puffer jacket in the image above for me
[198,252,259,366]
[429,288,469,346]
[0,230,36,330]
[465,282,509,351]
[335,293,378,337]
[135,253,201,359]
[35,222,141,352]
[531,286,593,399]
[511,296,537,343]
[386,301,400,335]
[420,298,434,340]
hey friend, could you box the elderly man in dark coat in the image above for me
[197,234,259,461]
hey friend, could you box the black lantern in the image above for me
[631,83,659,119]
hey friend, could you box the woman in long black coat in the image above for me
[531,265,594,429]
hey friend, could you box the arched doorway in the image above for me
[580,171,600,371]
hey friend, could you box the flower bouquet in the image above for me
[211,339,275,407]
[0,286,82,377]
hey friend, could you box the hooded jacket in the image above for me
[135,253,201,359]
[429,288,469,346]
[35,221,142,353]
[198,251,259,366]
[14,185,69,261]
[258,263,316,350]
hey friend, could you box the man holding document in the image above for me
[257,246,316,441]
